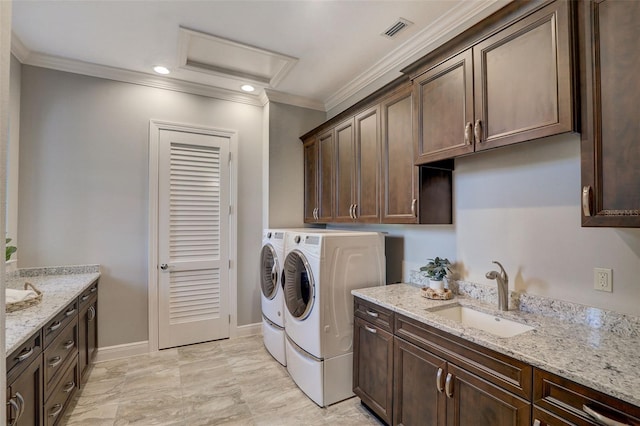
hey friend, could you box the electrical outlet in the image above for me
[594,268,613,292]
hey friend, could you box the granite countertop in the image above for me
[353,283,640,408]
[6,265,101,355]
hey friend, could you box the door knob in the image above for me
[160,264,169,270]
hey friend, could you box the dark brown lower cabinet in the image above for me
[6,354,43,426]
[78,295,98,383]
[393,338,446,426]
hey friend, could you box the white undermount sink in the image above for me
[430,304,534,338]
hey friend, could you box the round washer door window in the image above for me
[283,250,315,320]
[260,244,279,299]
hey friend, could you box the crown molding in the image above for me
[10,32,29,63]
[17,51,265,107]
[324,0,505,111]
[262,89,325,112]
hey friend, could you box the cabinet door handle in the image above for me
[353,204,358,219]
[445,373,454,398]
[48,403,63,418]
[48,321,62,332]
[411,199,417,218]
[16,347,34,362]
[364,325,377,334]
[464,122,473,145]
[313,207,317,220]
[48,356,63,368]
[65,307,77,317]
[63,340,75,350]
[474,119,482,144]
[436,367,445,393]
[582,186,592,217]
[88,306,96,321]
[63,381,76,393]
[583,405,629,426]
[348,204,353,219]
[16,392,25,421]
[365,310,379,318]
[7,397,20,426]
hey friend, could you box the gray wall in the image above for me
[18,66,264,347]
[267,101,325,228]
[330,133,640,316]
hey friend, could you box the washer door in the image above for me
[260,244,280,300]
[283,250,315,320]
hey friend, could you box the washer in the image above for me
[260,229,287,365]
[282,230,385,407]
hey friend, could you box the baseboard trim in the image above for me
[236,322,261,337]
[95,341,150,363]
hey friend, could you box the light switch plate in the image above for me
[594,268,612,292]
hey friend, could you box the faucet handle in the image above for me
[491,261,508,281]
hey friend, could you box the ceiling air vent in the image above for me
[382,18,413,39]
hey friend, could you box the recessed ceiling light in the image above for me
[241,84,255,92]
[153,66,170,75]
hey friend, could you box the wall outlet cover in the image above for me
[593,267,613,292]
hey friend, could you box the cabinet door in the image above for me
[394,338,446,426]
[317,129,335,222]
[381,86,418,223]
[414,49,474,164]
[78,298,97,384]
[303,137,318,223]
[579,0,640,227]
[354,106,381,223]
[6,355,43,426]
[334,119,355,222]
[473,0,574,151]
[87,300,98,369]
[353,317,393,424]
[445,363,531,426]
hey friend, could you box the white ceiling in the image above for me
[11,0,509,111]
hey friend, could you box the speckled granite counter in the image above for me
[6,265,100,355]
[352,283,640,408]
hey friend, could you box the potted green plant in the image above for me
[420,257,451,290]
[6,238,16,262]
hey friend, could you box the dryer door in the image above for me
[283,250,315,320]
[260,244,280,300]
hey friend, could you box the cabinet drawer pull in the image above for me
[436,367,445,393]
[81,294,90,301]
[7,397,20,426]
[48,403,63,418]
[474,119,482,143]
[411,199,417,217]
[48,321,62,332]
[365,310,379,318]
[15,347,34,362]
[48,356,63,368]
[63,340,75,350]
[583,405,628,426]
[582,186,592,217]
[63,381,76,393]
[464,122,473,145]
[533,420,541,426]
[445,373,454,398]
[364,325,377,334]
[88,306,96,321]
[65,307,77,317]
[91,286,97,293]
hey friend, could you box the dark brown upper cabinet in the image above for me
[334,118,356,222]
[354,105,382,223]
[381,85,420,224]
[579,0,640,227]
[303,129,334,224]
[414,0,576,165]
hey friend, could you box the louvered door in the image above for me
[157,129,230,349]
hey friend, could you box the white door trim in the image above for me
[148,119,238,352]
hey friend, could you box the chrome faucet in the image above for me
[485,261,509,311]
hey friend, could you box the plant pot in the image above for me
[429,279,444,291]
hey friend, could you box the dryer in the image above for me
[282,230,385,407]
[260,229,287,365]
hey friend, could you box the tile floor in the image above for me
[61,335,385,425]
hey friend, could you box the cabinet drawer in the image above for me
[534,368,640,425]
[395,313,532,399]
[78,281,98,308]
[44,300,78,348]
[7,330,42,382]
[44,318,78,398]
[354,297,394,332]
[44,357,78,426]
